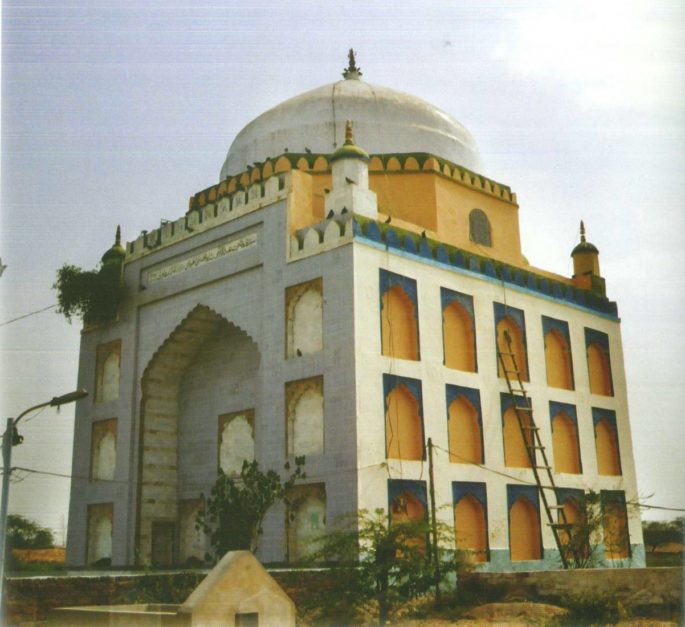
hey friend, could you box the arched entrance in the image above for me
[137,305,260,566]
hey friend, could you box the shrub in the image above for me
[561,592,630,625]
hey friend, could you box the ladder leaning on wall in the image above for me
[498,329,572,569]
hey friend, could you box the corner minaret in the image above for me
[571,220,605,296]
[101,225,126,265]
[325,120,377,219]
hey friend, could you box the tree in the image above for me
[642,518,684,553]
[197,457,305,559]
[557,491,602,569]
[6,514,54,550]
[305,508,466,626]
[54,260,123,326]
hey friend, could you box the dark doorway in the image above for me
[151,521,175,567]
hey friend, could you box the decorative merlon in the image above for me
[126,150,516,262]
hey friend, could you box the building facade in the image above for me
[66,58,645,571]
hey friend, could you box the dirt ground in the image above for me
[12,548,65,564]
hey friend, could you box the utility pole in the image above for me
[0,389,87,620]
[427,437,441,604]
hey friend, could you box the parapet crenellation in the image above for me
[126,172,290,261]
[289,212,355,260]
[125,151,516,262]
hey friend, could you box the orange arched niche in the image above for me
[497,315,528,381]
[509,494,542,561]
[381,284,419,360]
[454,493,488,563]
[448,395,482,464]
[545,328,574,390]
[390,489,426,524]
[595,415,621,476]
[443,300,476,372]
[551,411,581,474]
[587,342,613,396]
[602,492,630,559]
[557,494,589,562]
[385,381,424,461]
[390,486,427,553]
[503,406,532,468]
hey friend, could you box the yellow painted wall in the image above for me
[497,317,528,381]
[595,418,621,475]
[503,407,532,468]
[545,330,573,390]
[385,385,423,460]
[369,172,438,231]
[435,176,523,266]
[551,413,581,474]
[287,170,327,234]
[587,343,613,396]
[285,166,577,286]
[448,397,482,464]
[573,250,600,277]
[443,301,476,371]
[454,495,487,562]
[381,285,419,360]
[509,497,541,561]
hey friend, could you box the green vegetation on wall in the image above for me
[54,227,125,326]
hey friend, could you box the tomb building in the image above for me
[67,53,645,570]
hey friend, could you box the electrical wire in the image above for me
[0,304,57,327]
[428,440,539,487]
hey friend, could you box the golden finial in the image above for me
[344,120,354,145]
[580,220,586,243]
[115,224,121,246]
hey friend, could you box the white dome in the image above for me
[220,77,482,179]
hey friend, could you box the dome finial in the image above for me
[344,120,354,145]
[580,220,586,243]
[342,48,362,80]
[115,224,121,247]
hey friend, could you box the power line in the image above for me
[0,304,57,327]
[4,460,683,513]
[429,441,539,487]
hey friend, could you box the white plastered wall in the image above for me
[352,240,642,560]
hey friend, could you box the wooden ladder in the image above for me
[498,329,571,569]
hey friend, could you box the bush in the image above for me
[560,592,630,625]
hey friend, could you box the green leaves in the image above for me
[6,514,54,550]
[54,261,123,326]
[304,508,466,625]
[197,457,306,559]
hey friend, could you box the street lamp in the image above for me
[0,389,88,618]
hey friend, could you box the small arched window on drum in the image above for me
[469,209,492,247]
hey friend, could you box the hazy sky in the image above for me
[1,0,684,540]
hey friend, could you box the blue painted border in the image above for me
[493,302,530,378]
[542,315,575,388]
[383,373,426,460]
[453,481,490,561]
[379,268,421,359]
[592,407,622,475]
[441,288,478,371]
[600,490,632,558]
[549,401,582,473]
[388,478,428,511]
[356,235,620,322]
[446,385,485,463]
